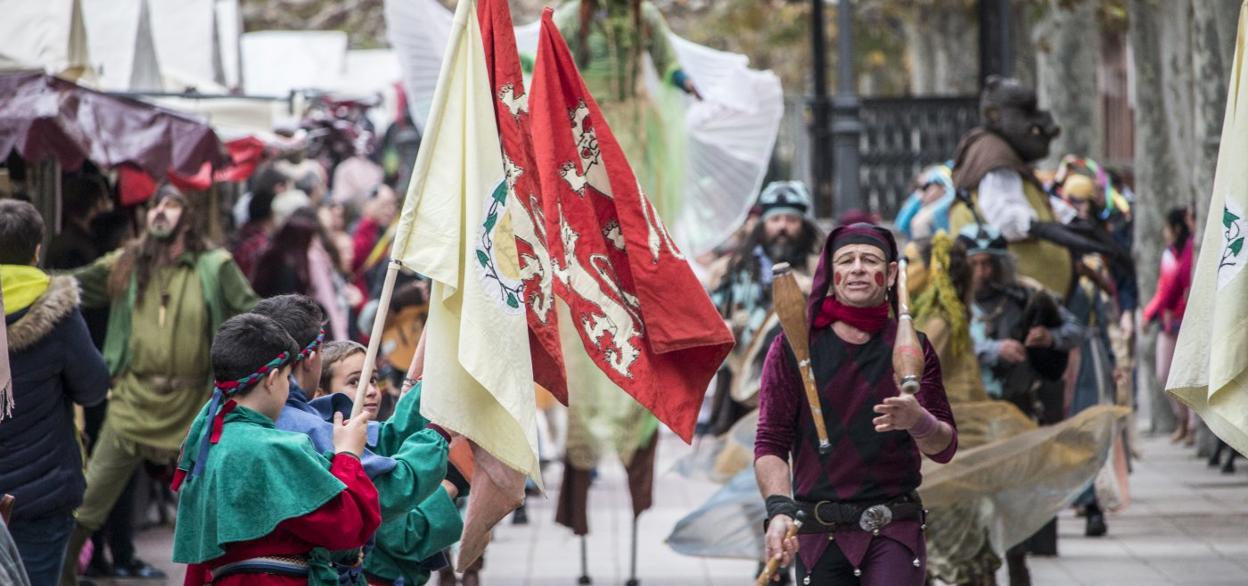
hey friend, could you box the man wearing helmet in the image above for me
[703,181,822,437]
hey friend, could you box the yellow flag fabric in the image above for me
[1167,1,1248,456]
[391,0,540,486]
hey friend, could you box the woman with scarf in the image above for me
[755,224,957,584]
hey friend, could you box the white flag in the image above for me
[1167,1,1248,455]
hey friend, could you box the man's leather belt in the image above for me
[797,495,925,534]
[212,555,308,582]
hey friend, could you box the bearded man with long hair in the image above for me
[60,185,258,585]
[703,181,821,437]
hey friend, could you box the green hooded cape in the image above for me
[172,405,346,579]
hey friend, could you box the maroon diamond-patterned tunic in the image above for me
[755,321,957,573]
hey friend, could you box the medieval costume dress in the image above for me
[754,225,958,584]
[71,242,258,539]
[174,405,381,585]
[553,0,691,226]
[704,182,821,438]
[344,383,464,586]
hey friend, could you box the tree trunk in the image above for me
[1189,0,1241,225]
[905,5,978,96]
[1129,0,1184,434]
[1011,3,1037,87]
[1129,0,1239,433]
[1033,0,1102,166]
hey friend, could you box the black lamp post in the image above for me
[809,0,832,217]
[831,0,862,215]
[978,0,1014,86]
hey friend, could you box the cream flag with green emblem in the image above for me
[1167,0,1248,456]
[391,0,539,486]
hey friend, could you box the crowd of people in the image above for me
[0,66,1233,586]
[0,98,487,586]
[692,76,1226,586]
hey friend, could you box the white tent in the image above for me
[241,30,349,97]
[0,0,91,78]
[80,0,162,90]
[147,0,223,90]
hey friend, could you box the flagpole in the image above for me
[351,258,403,418]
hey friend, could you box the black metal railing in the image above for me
[778,95,979,222]
[858,96,979,220]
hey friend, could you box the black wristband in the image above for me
[765,495,798,521]
[445,462,471,498]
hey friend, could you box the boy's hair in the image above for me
[251,295,326,350]
[317,340,367,393]
[0,199,45,264]
[211,314,299,396]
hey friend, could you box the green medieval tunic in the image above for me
[76,248,258,451]
[362,382,460,584]
[173,406,370,585]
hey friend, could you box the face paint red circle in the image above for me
[834,273,843,285]
[873,271,885,286]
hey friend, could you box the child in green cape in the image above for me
[172,314,379,585]
[316,340,467,586]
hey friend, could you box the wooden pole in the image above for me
[893,259,923,394]
[771,263,832,453]
[351,258,402,418]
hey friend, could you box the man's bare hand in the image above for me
[764,514,799,573]
[873,394,925,432]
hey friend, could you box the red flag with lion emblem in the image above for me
[527,8,734,442]
[478,0,568,404]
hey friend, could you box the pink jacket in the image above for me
[1143,239,1193,335]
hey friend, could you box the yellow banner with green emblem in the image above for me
[1167,0,1248,456]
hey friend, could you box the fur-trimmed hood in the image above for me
[6,275,80,352]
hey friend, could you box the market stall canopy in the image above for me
[0,71,227,179]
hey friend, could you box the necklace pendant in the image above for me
[159,305,166,328]
[159,292,170,328]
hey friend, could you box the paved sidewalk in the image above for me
[1008,435,1248,586]
[119,431,1247,586]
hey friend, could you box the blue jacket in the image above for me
[276,382,399,479]
[1,275,108,520]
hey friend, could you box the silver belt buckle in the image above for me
[858,504,893,532]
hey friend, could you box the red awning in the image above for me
[0,71,227,180]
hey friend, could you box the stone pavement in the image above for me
[119,431,1247,586]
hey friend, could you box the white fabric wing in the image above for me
[385,0,454,133]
